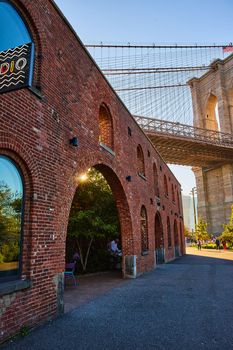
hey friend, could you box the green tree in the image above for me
[0,182,22,262]
[184,226,195,241]
[195,218,210,241]
[219,205,233,245]
[67,168,119,272]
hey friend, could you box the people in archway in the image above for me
[109,238,122,257]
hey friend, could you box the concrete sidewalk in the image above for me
[2,249,233,350]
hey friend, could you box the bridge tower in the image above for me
[189,55,233,234]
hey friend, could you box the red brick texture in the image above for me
[0,0,185,341]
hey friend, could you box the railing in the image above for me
[134,115,233,148]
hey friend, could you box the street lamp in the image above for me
[190,187,197,228]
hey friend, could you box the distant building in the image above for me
[182,195,197,231]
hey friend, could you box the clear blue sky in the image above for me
[54,0,233,194]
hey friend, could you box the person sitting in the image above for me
[109,238,122,256]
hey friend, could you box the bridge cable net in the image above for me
[86,43,232,126]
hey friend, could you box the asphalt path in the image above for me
[2,248,233,350]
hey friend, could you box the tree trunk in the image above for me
[76,238,94,272]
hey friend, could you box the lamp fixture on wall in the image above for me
[70,137,78,147]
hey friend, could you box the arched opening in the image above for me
[164,175,168,197]
[172,184,175,202]
[0,1,32,51]
[179,221,184,255]
[140,205,149,254]
[99,104,114,150]
[154,212,164,264]
[177,190,180,213]
[64,165,133,311]
[205,94,220,131]
[0,155,24,281]
[167,217,172,248]
[137,145,145,177]
[174,220,179,257]
[153,163,159,197]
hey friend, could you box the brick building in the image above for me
[0,0,184,341]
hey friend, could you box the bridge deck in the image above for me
[134,116,233,167]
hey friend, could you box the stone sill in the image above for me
[28,86,43,99]
[0,279,31,297]
[141,250,149,256]
[138,173,147,181]
[99,142,115,156]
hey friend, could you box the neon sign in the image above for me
[0,43,32,94]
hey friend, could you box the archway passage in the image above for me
[64,165,133,310]
[154,212,164,264]
[66,168,121,277]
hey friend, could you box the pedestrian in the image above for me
[222,240,227,250]
[215,238,220,250]
[197,239,202,250]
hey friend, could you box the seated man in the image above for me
[110,238,122,256]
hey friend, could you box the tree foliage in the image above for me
[0,182,22,263]
[67,168,119,271]
[195,218,210,241]
[219,205,233,245]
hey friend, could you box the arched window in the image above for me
[0,1,34,90]
[154,212,163,249]
[137,145,145,177]
[174,220,179,246]
[167,217,172,248]
[0,1,32,51]
[172,184,175,202]
[177,190,180,213]
[179,222,183,254]
[99,104,114,150]
[153,163,159,197]
[141,206,148,253]
[164,175,168,197]
[0,156,24,281]
[205,94,220,131]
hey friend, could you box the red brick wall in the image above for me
[0,0,185,341]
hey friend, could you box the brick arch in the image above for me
[140,205,148,253]
[153,163,159,197]
[204,93,219,131]
[99,104,114,150]
[9,0,46,88]
[172,184,175,202]
[0,147,35,280]
[154,211,163,249]
[0,131,42,191]
[174,219,179,246]
[65,162,134,276]
[137,144,145,177]
[164,174,168,197]
[167,216,172,248]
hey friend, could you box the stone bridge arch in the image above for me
[189,55,233,234]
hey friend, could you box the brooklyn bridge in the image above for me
[86,43,233,234]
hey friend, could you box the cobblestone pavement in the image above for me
[2,248,233,350]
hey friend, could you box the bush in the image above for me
[202,243,221,249]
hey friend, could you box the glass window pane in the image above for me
[0,156,23,279]
[0,1,32,51]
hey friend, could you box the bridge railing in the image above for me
[134,115,233,147]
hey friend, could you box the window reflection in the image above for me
[0,1,32,52]
[0,156,23,279]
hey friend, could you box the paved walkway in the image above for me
[2,248,233,350]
